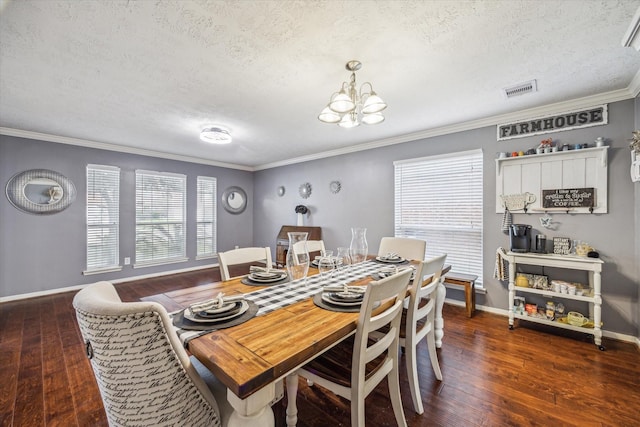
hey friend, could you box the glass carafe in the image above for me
[286,232,309,284]
[349,227,368,265]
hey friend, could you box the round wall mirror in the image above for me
[221,186,247,214]
[6,169,76,214]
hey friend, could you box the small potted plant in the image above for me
[295,205,308,226]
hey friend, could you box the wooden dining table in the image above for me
[142,261,451,426]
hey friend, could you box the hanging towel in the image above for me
[494,247,508,280]
[501,208,512,234]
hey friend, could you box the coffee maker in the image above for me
[510,224,532,253]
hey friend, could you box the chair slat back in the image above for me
[378,237,426,261]
[353,269,412,379]
[218,247,273,280]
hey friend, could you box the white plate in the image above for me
[184,300,249,323]
[249,272,287,283]
[376,256,406,264]
[321,293,363,307]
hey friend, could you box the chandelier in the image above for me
[318,60,387,128]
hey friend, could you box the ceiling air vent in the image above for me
[502,80,537,99]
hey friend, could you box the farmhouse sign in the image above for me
[497,104,608,141]
[542,188,595,209]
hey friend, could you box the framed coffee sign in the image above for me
[542,188,595,210]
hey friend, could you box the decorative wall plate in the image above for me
[299,182,312,199]
[329,180,341,194]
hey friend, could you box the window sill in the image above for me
[83,266,123,275]
[134,257,188,269]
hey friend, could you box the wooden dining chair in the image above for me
[217,246,273,281]
[401,254,447,414]
[294,269,412,427]
[378,236,426,261]
[73,281,232,426]
[292,239,326,265]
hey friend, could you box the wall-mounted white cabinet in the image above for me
[495,147,608,214]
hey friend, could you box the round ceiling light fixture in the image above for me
[200,126,232,144]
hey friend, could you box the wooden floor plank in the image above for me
[0,268,638,427]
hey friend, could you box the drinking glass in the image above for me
[335,247,351,274]
[318,250,334,282]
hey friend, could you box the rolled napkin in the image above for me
[249,266,286,274]
[323,284,366,294]
[188,292,245,312]
[380,252,400,260]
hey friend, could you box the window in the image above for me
[85,164,120,274]
[197,176,217,258]
[135,170,187,266]
[394,149,483,285]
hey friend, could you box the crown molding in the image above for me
[2,85,636,173]
[622,5,640,51]
[0,127,254,171]
[254,87,637,170]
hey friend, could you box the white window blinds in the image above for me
[394,149,484,285]
[86,164,120,273]
[197,176,217,258]
[135,170,187,266]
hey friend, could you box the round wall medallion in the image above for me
[299,182,312,199]
[329,180,341,194]
[277,186,285,197]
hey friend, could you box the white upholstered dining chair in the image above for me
[292,239,326,265]
[293,269,412,427]
[72,281,231,427]
[378,237,426,261]
[217,246,273,281]
[401,254,447,414]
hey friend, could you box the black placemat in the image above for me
[241,276,290,286]
[172,300,259,331]
[312,292,363,313]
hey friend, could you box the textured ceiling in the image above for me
[1,0,639,170]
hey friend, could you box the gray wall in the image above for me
[0,135,253,296]
[635,95,640,342]
[254,99,639,337]
[1,99,637,338]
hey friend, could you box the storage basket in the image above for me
[567,311,588,326]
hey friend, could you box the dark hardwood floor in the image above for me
[1,268,638,426]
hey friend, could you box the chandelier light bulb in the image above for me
[328,90,356,113]
[362,92,387,114]
[318,107,341,123]
[362,112,385,125]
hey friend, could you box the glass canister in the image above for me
[349,227,368,265]
[286,232,309,283]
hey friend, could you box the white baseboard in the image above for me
[0,263,218,303]
[444,298,640,348]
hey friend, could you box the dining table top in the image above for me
[141,261,451,401]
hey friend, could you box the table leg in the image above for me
[286,373,299,427]
[434,276,446,348]
[226,383,275,427]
